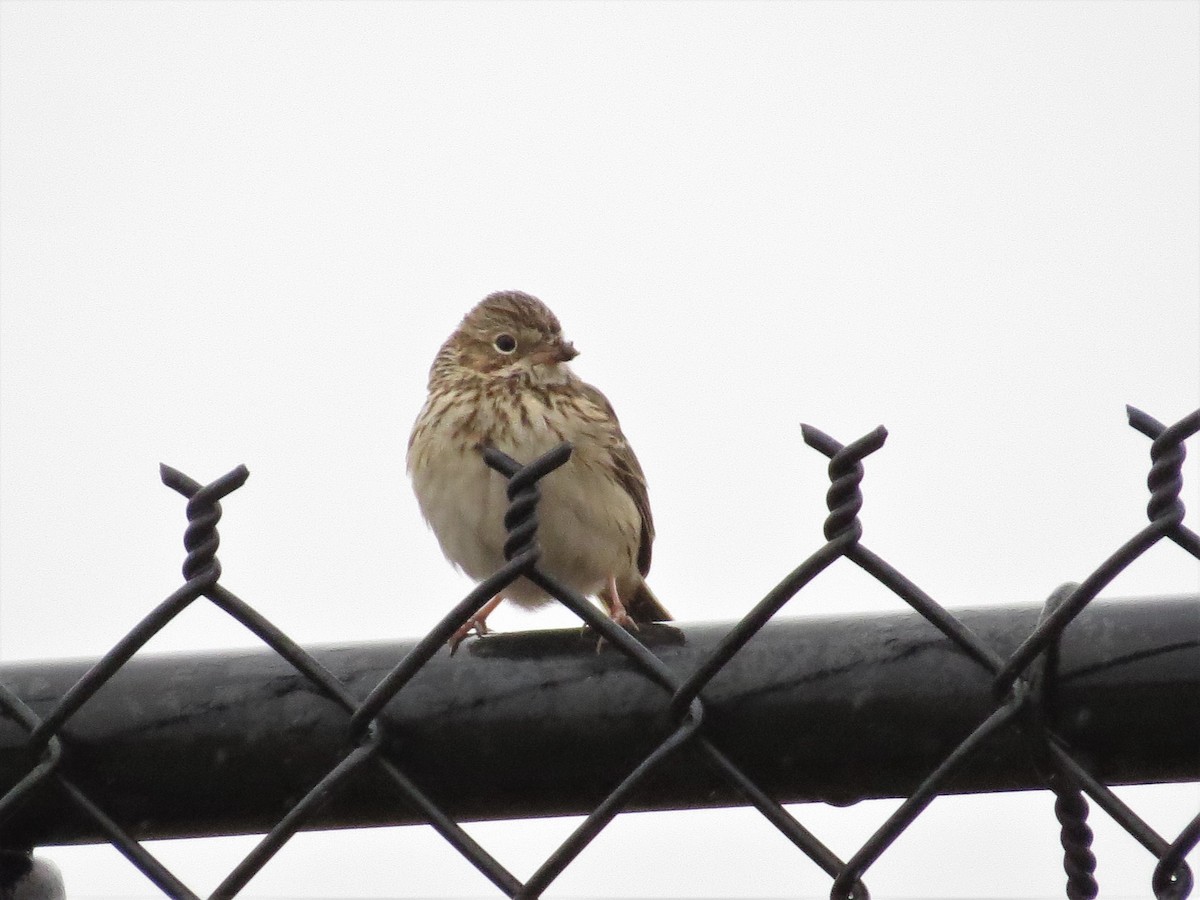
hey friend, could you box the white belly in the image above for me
[408,388,640,607]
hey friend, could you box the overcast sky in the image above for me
[1,2,1197,897]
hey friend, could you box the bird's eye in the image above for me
[493,333,517,354]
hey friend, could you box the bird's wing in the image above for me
[578,380,654,576]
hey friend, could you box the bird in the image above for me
[407,290,671,651]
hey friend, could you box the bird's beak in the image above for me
[534,339,578,364]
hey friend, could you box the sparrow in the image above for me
[407,290,671,650]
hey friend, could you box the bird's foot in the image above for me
[448,616,489,655]
[592,575,641,652]
[592,605,640,653]
[448,595,504,655]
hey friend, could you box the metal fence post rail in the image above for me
[0,405,1196,900]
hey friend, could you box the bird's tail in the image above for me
[629,578,672,623]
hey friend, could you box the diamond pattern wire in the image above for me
[0,405,1197,899]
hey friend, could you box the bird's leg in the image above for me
[449,594,504,655]
[599,575,638,629]
[592,576,639,652]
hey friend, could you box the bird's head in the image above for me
[436,291,579,383]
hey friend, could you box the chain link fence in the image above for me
[1,404,1197,899]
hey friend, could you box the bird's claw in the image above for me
[448,616,490,656]
[592,613,639,653]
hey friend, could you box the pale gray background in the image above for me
[1,1,1197,897]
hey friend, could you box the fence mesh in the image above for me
[1,404,1197,899]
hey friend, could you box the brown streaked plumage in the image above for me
[407,290,670,651]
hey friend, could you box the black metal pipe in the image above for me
[1,595,1196,848]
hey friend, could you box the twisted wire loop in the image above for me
[1054,791,1098,900]
[160,463,251,584]
[801,424,887,543]
[1128,406,1200,550]
[1029,584,1098,900]
[484,442,571,564]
